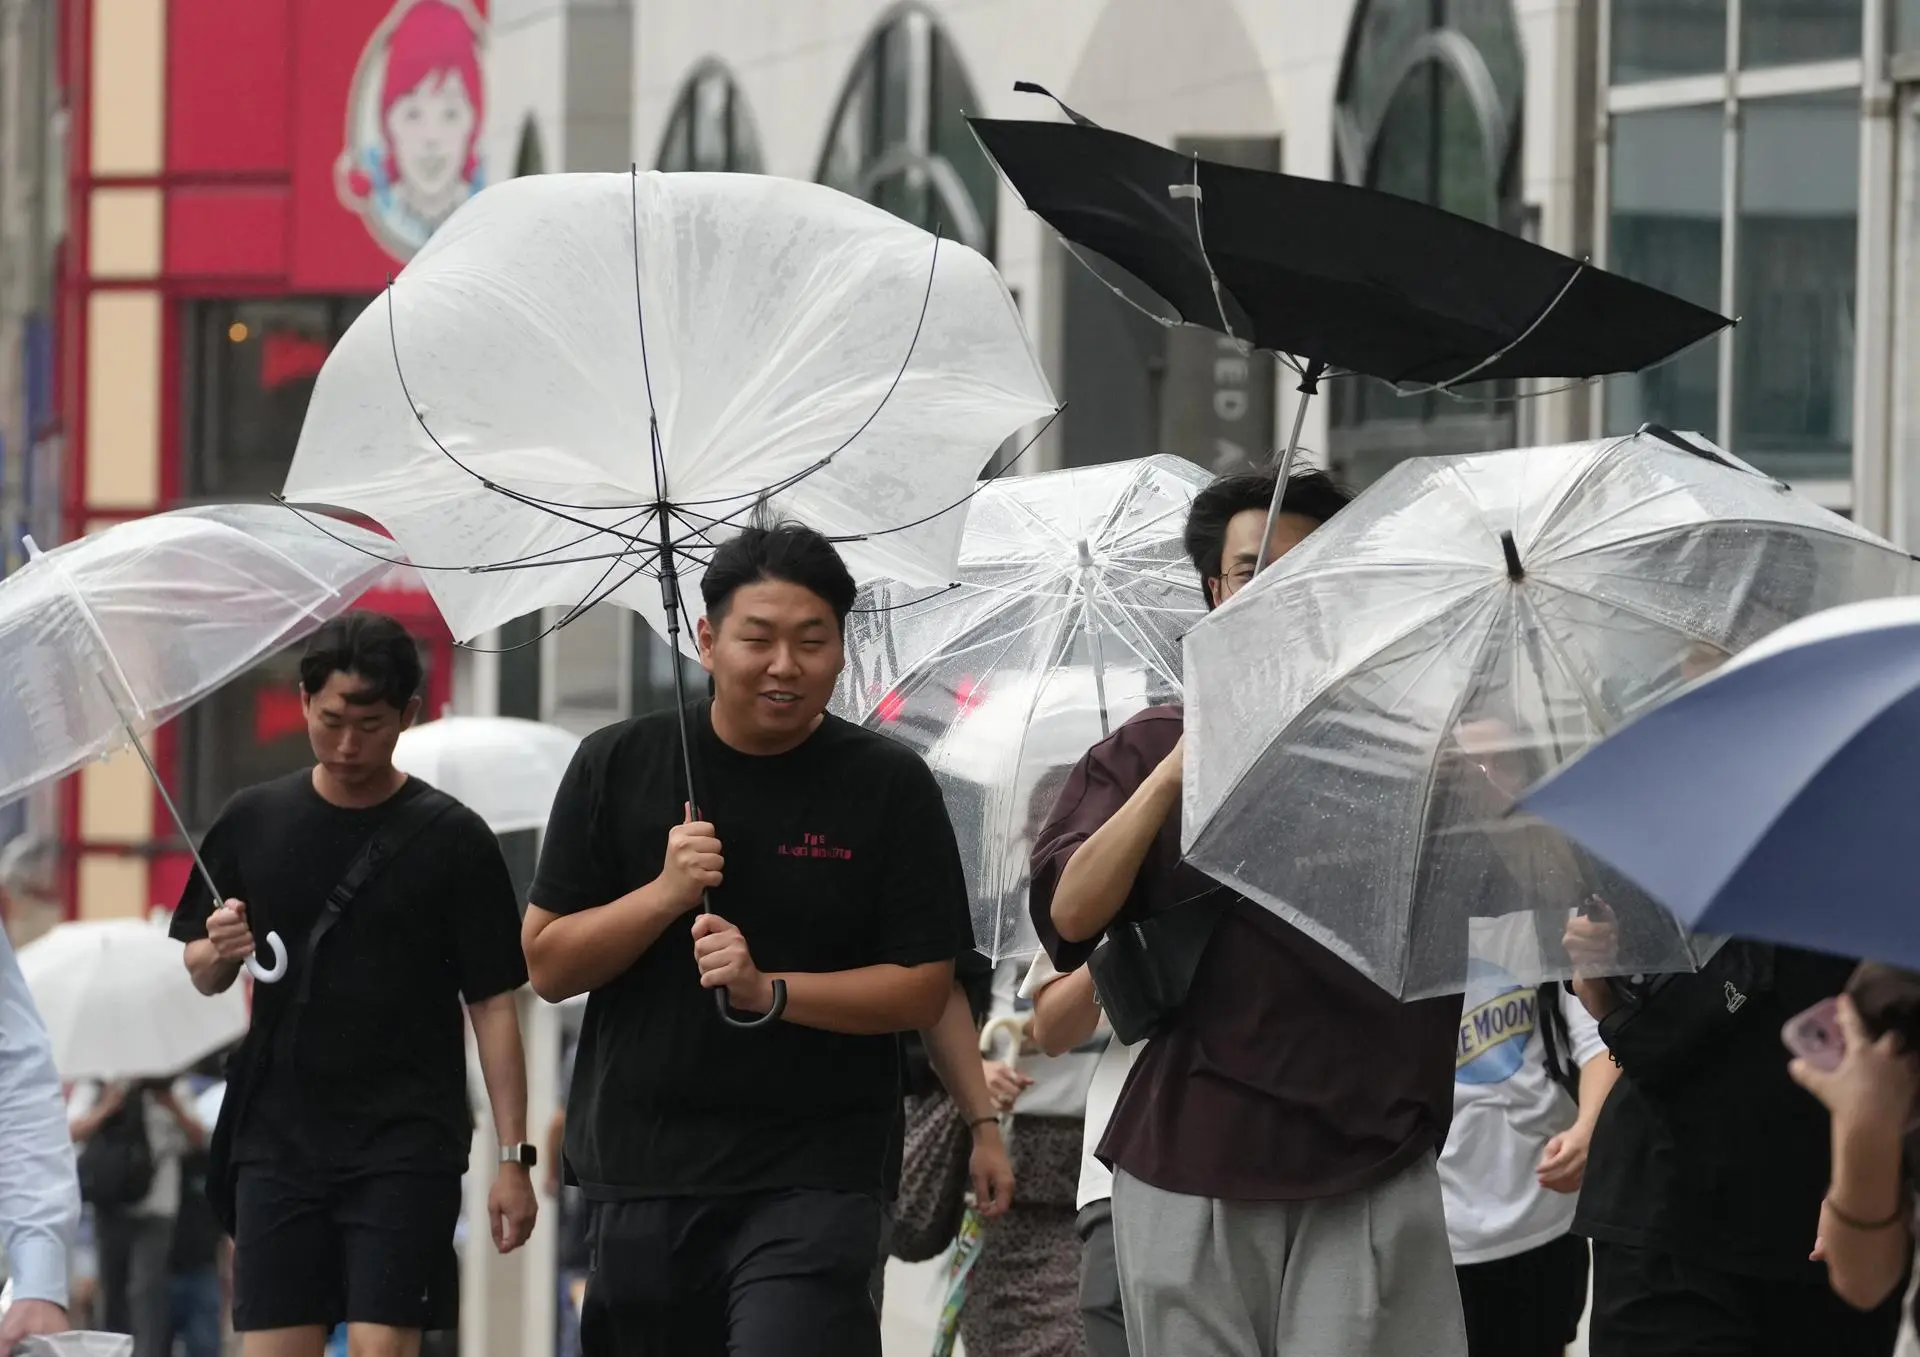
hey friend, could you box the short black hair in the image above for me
[1182,466,1353,606]
[701,522,857,630]
[298,611,423,710]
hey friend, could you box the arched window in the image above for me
[1330,0,1526,483]
[513,117,545,178]
[656,62,764,173]
[816,6,997,257]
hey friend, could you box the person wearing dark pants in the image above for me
[173,613,539,1357]
[1565,922,1905,1357]
[1073,1202,1125,1357]
[523,525,977,1357]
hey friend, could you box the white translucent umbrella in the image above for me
[283,169,1060,651]
[835,456,1209,958]
[17,920,247,1081]
[0,505,397,982]
[1182,429,1916,999]
[392,716,580,835]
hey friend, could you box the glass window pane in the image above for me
[1611,0,1727,82]
[1605,106,1725,438]
[496,612,542,720]
[1740,0,1861,69]
[691,71,729,169]
[1733,93,1859,480]
[549,605,622,736]
[189,300,332,499]
[1900,0,1920,53]
[628,617,703,717]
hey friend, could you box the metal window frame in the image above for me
[1595,0,1873,508]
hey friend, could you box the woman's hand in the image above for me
[1790,995,1920,1136]
[982,1061,1033,1115]
[1537,1122,1593,1194]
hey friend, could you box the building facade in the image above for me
[632,0,1920,539]
[44,0,506,923]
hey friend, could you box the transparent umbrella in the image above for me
[1181,429,1915,999]
[0,505,397,982]
[835,455,1210,959]
[392,715,580,835]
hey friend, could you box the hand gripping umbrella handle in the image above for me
[702,888,787,1029]
[246,931,289,983]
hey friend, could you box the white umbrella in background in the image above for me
[392,716,581,835]
[18,919,247,1081]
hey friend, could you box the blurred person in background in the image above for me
[0,916,79,1353]
[956,959,1097,1357]
[67,1076,203,1355]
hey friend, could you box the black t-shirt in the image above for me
[531,703,973,1200]
[169,771,527,1174]
[1574,943,1856,1279]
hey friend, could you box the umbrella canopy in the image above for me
[1181,430,1914,999]
[392,715,581,835]
[18,920,248,1081]
[0,505,395,808]
[283,169,1059,650]
[835,456,1208,959]
[1521,596,1920,971]
[968,92,1731,389]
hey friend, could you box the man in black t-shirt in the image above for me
[524,524,974,1357]
[171,613,537,1357]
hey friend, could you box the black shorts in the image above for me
[231,1165,461,1333]
[582,1189,883,1357]
[1455,1232,1589,1357]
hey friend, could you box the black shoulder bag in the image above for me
[1087,889,1232,1045]
[1595,940,1776,1095]
[206,787,457,1233]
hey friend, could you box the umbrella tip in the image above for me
[21,534,41,560]
[1499,530,1525,582]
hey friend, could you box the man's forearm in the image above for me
[183,939,243,996]
[1051,771,1179,944]
[467,994,529,1145]
[920,983,993,1122]
[765,962,953,1036]
[1572,977,1622,1022]
[1029,967,1100,1056]
[524,882,686,1001]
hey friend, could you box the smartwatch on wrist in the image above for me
[498,1142,538,1169]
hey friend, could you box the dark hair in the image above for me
[298,611,423,710]
[1182,467,1353,606]
[700,522,857,630]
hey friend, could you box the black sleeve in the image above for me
[529,736,617,917]
[871,755,976,967]
[445,810,530,1004]
[167,795,248,944]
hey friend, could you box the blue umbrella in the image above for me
[1520,596,1920,968]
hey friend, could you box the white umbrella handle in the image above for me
[247,932,288,983]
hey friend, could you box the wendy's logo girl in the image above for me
[334,0,487,261]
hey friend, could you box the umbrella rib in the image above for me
[833,407,1063,545]
[1547,514,1887,574]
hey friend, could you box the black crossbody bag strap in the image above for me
[292,786,458,1004]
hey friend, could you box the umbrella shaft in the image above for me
[116,709,224,909]
[1255,386,1318,574]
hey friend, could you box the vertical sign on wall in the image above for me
[1158,136,1281,474]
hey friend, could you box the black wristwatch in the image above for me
[498,1142,538,1169]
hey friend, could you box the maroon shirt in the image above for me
[1029,707,1461,1202]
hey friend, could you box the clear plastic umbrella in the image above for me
[835,456,1210,959]
[19,919,248,1080]
[391,715,580,835]
[1181,429,1915,999]
[0,505,396,982]
[282,169,1059,651]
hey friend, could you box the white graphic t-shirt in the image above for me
[1021,951,1139,1210]
[1439,947,1607,1266]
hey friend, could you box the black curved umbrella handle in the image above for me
[715,980,787,1029]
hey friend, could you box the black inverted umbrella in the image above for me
[970,85,1734,558]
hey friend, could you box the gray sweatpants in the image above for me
[1110,1155,1467,1357]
